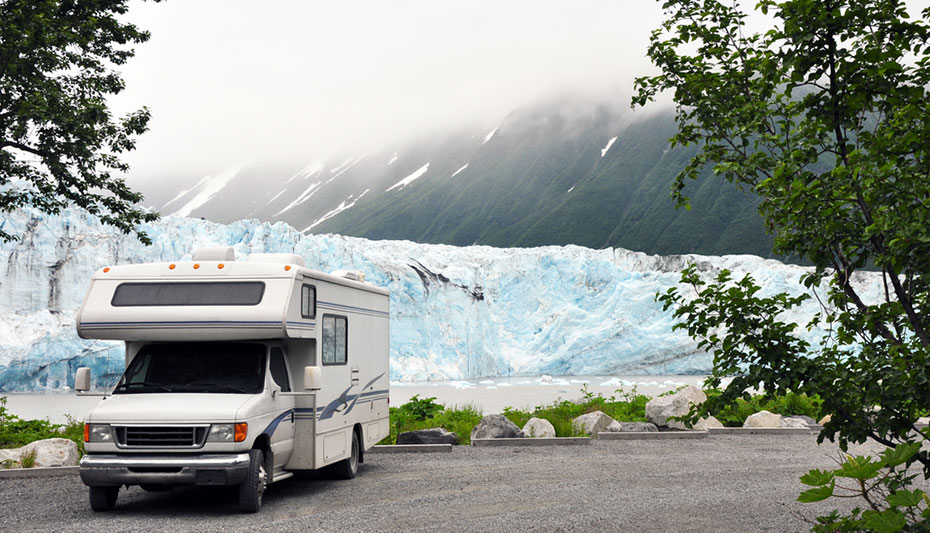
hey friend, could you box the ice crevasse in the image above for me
[0,208,882,391]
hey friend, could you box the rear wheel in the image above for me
[89,486,119,512]
[332,430,359,480]
[238,449,267,513]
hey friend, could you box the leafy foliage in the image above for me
[637,0,930,528]
[0,0,159,243]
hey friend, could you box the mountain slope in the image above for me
[133,102,776,258]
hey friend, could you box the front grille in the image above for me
[114,426,208,448]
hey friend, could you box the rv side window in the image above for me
[301,284,316,319]
[322,315,347,365]
[269,347,291,392]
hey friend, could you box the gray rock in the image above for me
[0,438,79,467]
[522,417,556,438]
[618,422,659,432]
[781,416,810,429]
[693,416,724,431]
[572,411,617,436]
[784,415,816,427]
[471,414,525,440]
[743,410,783,428]
[397,428,460,445]
[645,385,707,429]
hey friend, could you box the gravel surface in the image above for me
[0,435,918,532]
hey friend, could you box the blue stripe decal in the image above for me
[81,320,281,326]
[261,409,294,438]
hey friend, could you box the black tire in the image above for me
[332,430,359,480]
[238,449,267,513]
[88,486,118,512]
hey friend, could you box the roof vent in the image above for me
[192,247,235,261]
[246,253,306,267]
[332,269,365,282]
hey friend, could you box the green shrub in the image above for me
[706,390,823,427]
[0,396,84,454]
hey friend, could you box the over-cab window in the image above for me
[301,284,316,319]
[111,282,265,307]
[322,315,347,365]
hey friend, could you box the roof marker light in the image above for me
[103,267,110,273]
[218,263,225,269]
[193,263,200,270]
[169,264,176,270]
[284,265,292,271]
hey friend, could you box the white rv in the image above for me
[73,247,390,513]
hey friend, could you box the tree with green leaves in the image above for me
[0,0,158,243]
[635,0,930,528]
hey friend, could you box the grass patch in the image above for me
[503,385,650,437]
[19,447,37,468]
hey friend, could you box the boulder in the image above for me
[743,410,783,428]
[470,414,525,440]
[397,428,459,445]
[783,415,816,428]
[693,416,724,431]
[522,418,556,438]
[617,421,659,432]
[0,438,79,467]
[645,385,707,429]
[572,411,617,436]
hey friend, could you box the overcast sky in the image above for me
[112,0,666,179]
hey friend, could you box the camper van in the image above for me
[73,247,390,513]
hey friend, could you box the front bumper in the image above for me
[80,453,251,487]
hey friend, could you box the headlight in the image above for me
[84,424,112,443]
[207,424,235,442]
[208,423,247,443]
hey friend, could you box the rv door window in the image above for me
[322,315,347,365]
[113,342,266,394]
[269,347,291,392]
[111,282,265,306]
[301,284,316,319]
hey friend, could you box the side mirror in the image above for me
[304,366,322,390]
[75,367,91,392]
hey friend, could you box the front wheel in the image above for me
[89,486,119,512]
[238,449,267,513]
[332,430,359,480]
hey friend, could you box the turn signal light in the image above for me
[234,423,248,442]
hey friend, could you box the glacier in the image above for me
[0,208,883,392]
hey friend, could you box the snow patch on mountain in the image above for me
[284,161,324,185]
[388,152,398,165]
[174,166,241,217]
[386,163,430,192]
[451,164,469,178]
[304,189,370,231]
[601,136,618,157]
[483,127,498,145]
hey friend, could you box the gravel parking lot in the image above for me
[0,435,913,532]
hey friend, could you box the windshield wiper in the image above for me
[114,381,173,393]
[186,381,252,393]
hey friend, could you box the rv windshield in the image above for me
[113,342,266,394]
